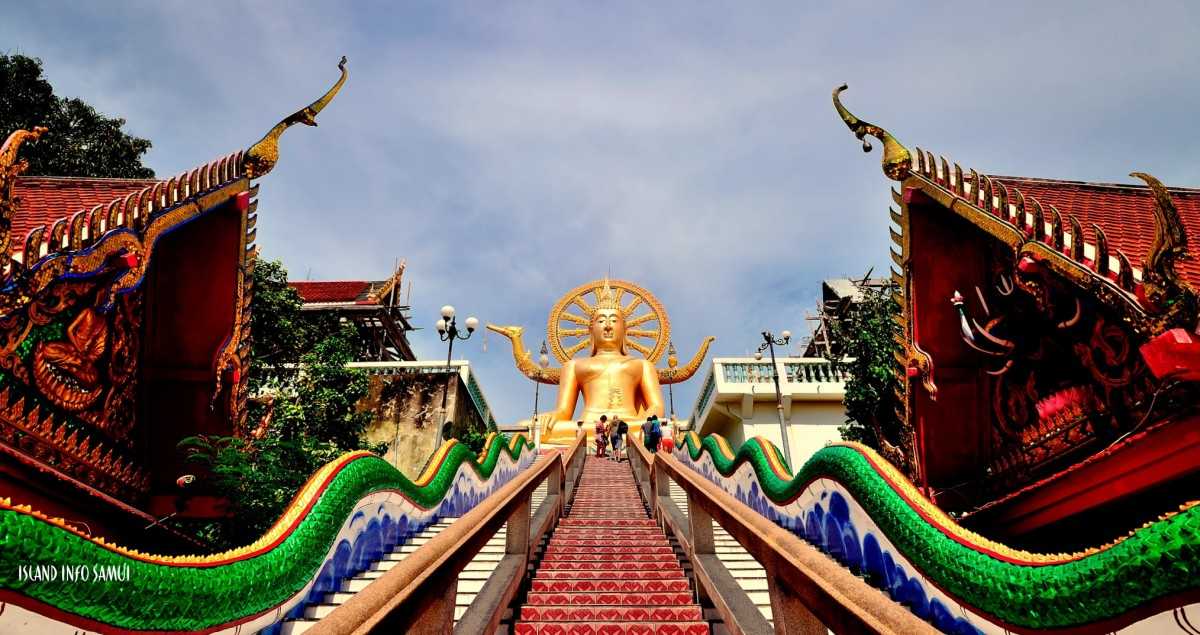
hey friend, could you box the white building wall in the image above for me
[736,401,844,468]
[690,357,849,469]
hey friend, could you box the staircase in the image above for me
[668,478,773,630]
[514,456,709,634]
[282,482,548,634]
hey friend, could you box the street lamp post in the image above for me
[532,341,549,450]
[755,329,793,467]
[666,341,678,420]
[435,305,478,414]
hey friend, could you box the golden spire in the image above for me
[244,56,348,179]
[594,276,621,314]
[833,84,911,181]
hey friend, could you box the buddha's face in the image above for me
[590,308,626,354]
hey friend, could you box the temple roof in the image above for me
[990,175,1200,288]
[11,176,159,254]
[290,280,386,305]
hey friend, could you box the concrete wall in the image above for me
[360,372,464,479]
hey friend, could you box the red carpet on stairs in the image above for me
[515,456,709,634]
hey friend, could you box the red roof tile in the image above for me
[289,280,373,304]
[11,176,159,255]
[990,176,1200,288]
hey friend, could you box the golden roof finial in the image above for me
[1131,171,1195,321]
[244,56,348,179]
[594,276,621,314]
[0,126,48,270]
[833,84,911,181]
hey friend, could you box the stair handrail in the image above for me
[561,429,587,503]
[628,432,654,504]
[650,449,936,635]
[309,434,586,634]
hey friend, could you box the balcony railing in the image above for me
[784,360,850,383]
[688,357,851,424]
[721,362,775,384]
[720,358,850,385]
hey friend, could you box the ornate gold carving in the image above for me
[33,308,107,412]
[211,251,251,410]
[833,85,911,181]
[0,134,254,501]
[659,336,714,385]
[902,157,1200,339]
[0,127,48,272]
[547,278,670,363]
[485,324,561,385]
[1130,172,1197,329]
[244,56,348,179]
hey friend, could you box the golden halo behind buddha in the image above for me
[546,278,670,364]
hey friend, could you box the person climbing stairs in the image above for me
[514,455,709,634]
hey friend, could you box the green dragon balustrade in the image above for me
[674,431,1200,634]
[0,433,535,633]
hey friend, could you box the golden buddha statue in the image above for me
[489,277,713,446]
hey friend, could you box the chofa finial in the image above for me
[244,56,348,179]
[0,126,48,270]
[833,84,911,181]
[1130,171,1194,316]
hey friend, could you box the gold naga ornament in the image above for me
[489,277,713,445]
[244,56,348,179]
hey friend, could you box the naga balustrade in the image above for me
[310,434,586,634]
[629,440,934,635]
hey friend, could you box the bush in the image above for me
[179,260,384,549]
[830,281,904,453]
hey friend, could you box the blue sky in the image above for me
[3,2,1199,423]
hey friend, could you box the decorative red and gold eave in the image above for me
[834,84,1197,343]
[0,57,348,543]
[833,85,1200,537]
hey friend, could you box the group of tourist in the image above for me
[582,414,668,460]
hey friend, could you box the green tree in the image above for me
[830,281,904,452]
[0,54,154,178]
[245,259,334,392]
[275,328,374,450]
[181,260,382,548]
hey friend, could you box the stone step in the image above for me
[544,546,675,554]
[558,519,657,527]
[514,622,708,634]
[720,560,767,571]
[518,605,705,621]
[534,569,688,580]
[541,553,679,562]
[303,603,338,620]
[512,457,707,635]
[526,592,694,606]
[537,560,683,572]
[280,619,317,634]
[530,579,692,593]
[549,539,670,547]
